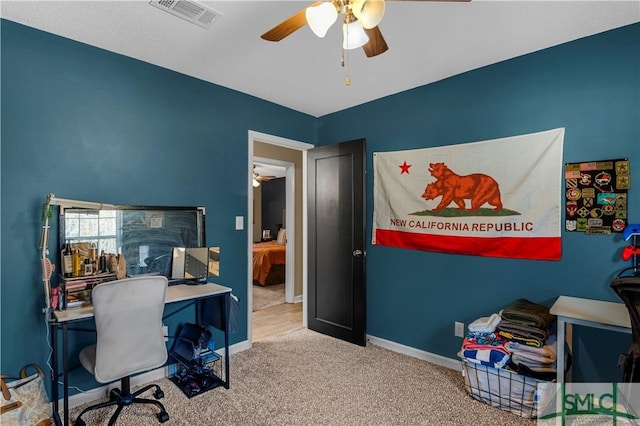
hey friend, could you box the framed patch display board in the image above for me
[564,158,630,234]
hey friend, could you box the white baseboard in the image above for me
[230,339,252,353]
[367,334,462,372]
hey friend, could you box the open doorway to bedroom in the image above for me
[252,161,288,309]
[248,131,313,343]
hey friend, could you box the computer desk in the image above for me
[48,282,232,426]
[550,295,631,383]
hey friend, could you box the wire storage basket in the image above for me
[461,358,548,419]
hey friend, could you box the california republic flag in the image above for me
[373,128,564,260]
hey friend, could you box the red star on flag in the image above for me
[399,161,411,174]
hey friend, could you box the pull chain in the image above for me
[342,22,352,86]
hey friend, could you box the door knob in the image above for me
[352,250,363,257]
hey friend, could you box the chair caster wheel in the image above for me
[75,418,86,426]
[154,389,164,399]
[158,411,170,423]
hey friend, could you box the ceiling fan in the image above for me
[261,0,471,59]
[253,166,276,187]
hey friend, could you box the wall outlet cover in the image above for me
[454,321,465,338]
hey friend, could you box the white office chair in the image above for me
[75,276,170,426]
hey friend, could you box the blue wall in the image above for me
[317,23,639,382]
[0,20,316,391]
[1,18,638,394]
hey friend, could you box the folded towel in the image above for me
[506,334,557,364]
[497,319,548,347]
[461,348,511,369]
[509,341,571,380]
[510,355,556,373]
[500,298,556,330]
[463,332,509,355]
[497,330,544,348]
[468,313,501,333]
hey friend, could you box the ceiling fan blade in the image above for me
[362,26,389,58]
[261,1,323,42]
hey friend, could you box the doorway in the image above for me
[247,131,313,344]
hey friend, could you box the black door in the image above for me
[308,139,366,346]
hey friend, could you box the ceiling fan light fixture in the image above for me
[342,20,369,50]
[351,0,385,29]
[306,2,339,38]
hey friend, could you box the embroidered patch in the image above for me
[579,173,592,186]
[612,219,626,232]
[566,188,581,201]
[577,218,588,232]
[588,218,603,228]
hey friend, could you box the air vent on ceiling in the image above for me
[150,0,221,29]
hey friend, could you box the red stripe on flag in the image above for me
[374,229,561,261]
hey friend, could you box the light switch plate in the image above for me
[235,216,244,230]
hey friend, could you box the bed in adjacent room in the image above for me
[252,238,286,287]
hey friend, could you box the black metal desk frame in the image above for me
[48,283,231,426]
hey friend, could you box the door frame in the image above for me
[247,130,314,345]
[253,156,295,303]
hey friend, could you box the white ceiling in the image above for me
[2,1,638,117]
[254,163,286,179]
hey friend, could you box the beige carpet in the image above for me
[68,328,535,425]
[252,283,285,311]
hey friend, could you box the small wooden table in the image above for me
[550,295,631,383]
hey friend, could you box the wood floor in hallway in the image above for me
[252,302,302,342]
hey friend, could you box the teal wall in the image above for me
[1,18,638,396]
[317,23,639,382]
[0,20,316,391]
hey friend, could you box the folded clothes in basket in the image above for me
[463,332,509,352]
[510,355,556,373]
[462,359,542,419]
[509,363,557,382]
[468,313,501,333]
[506,334,557,365]
[462,348,510,368]
[507,334,559,379]
[497,323,547,348]
[500,298,556,330]
[461,332,510,368]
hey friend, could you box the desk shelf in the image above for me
[169,349,225,398]
[168,322,226,398]
[59,273,116,310]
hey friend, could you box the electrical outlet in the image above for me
[454,321,465,338]
[162,325,169,342]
